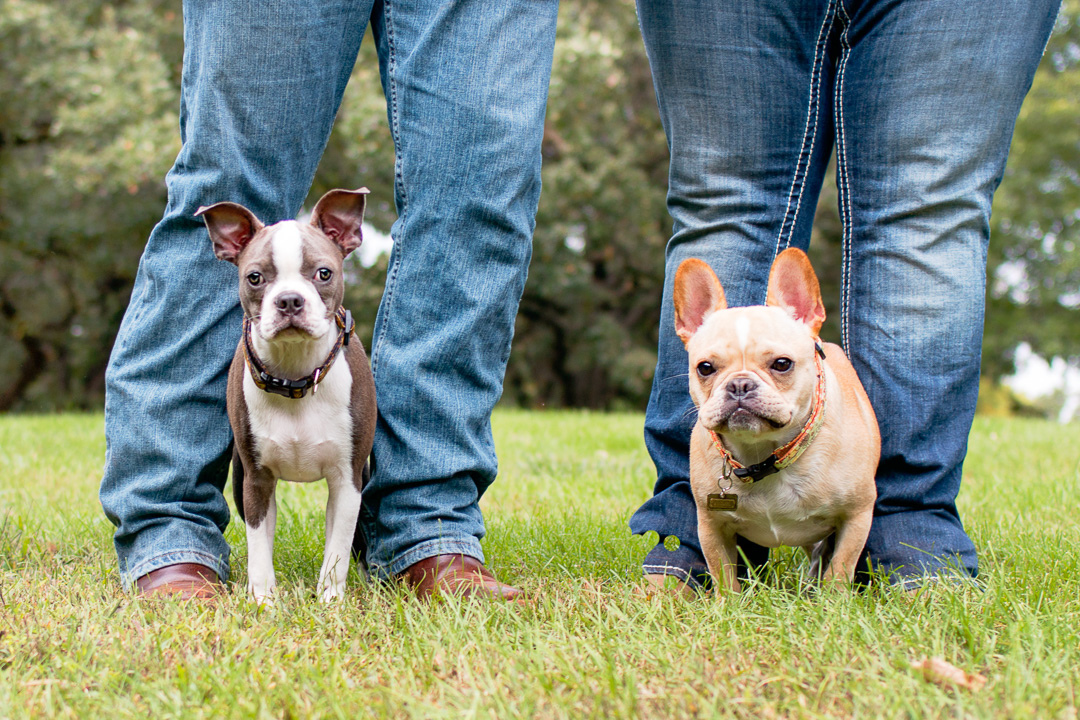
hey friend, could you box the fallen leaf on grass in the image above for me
[910,657,987,691]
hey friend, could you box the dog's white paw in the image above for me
[248,584,277,608]
[318,583,346,604]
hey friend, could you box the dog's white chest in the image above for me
[721,474,837,548]
[245,360,354,483]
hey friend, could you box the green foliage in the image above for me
[325,1,671,410]
[508,2,670,409]
[0,0,1077,411]
[0,0,181,409]
[983,0,1080,377]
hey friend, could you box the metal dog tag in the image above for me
[707,493,738,511]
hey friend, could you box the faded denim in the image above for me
[100,0,558,586]
[630,0,1061,588]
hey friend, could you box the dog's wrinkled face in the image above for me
[674,250,827,442]
[686,307,817,438]
[198,188,369,343]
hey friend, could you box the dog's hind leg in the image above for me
[231,446,245,523]
[824,507,873,584]
[805,534,835,582]
[319,466,363,603]
[350,461,370,567]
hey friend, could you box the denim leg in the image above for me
[631,0,1060,588]
[630,0,840,586]
[358,0,559,577]
[100,0,372,587]
[835,0,1060,583]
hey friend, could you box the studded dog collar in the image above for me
[243,307,354,399]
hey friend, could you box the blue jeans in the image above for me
[99,0,558,586]
[630,0,1060,588]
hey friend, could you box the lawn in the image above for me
[1,410,1078,718]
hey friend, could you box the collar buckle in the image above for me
[732,454,780,482]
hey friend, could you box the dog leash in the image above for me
[243,307,354,399]
[707,340,828,490]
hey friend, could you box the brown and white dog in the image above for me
[676,248,879,593]
[198,189,377,604]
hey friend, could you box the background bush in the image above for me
[1,0,1077,412]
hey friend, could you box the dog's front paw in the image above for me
[319,588,344,604]
[248,583,277,608]
[318,581,347,604]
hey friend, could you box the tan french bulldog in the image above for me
[677,248,879,593]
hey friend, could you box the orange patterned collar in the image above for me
[707,341,828,483]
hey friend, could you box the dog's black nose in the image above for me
[275,293,306,315]
[726,376,757,398]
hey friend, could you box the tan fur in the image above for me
[678,249,880,593]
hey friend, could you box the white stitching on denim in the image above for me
[773,1,838,263]
[836,0,854,351]
[642,564,693,583]
[384,0,406,215]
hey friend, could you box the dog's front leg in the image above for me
[319,466,362,603]
[698,511,741,594]
[244,470,279,605]
[823,506,873,584]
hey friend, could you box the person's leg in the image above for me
[357,0,559,578]
[100,0,373,588]
[837,0,1060,586]
[630,0,839,588]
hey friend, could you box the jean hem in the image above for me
[862,555,978,587]
[377,536,485,579]
[124,550,230,590]
[642,563,693,582]
[890,571,980,592]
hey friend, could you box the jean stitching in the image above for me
[773,1,838,262]
[370,0,405,378]
[642,564,692,582]
[835,0,854,351]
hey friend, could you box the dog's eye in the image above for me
[771,357,793,372]
[697,361,716,377]
[246,272,263,287]
[316,268,333,282]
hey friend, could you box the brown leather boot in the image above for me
[399,554,524,603]
[135,563,222,600]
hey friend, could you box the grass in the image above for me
[1,409,1078,718]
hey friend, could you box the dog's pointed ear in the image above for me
[311,188,369,258]
[196,202,264,265]
[766,248,826,335]
[674,259,728,346]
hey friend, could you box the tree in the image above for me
[0,0,1076,411]
[322,0,672,410]
[0,1,181,409]
[981,0,1080,378]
